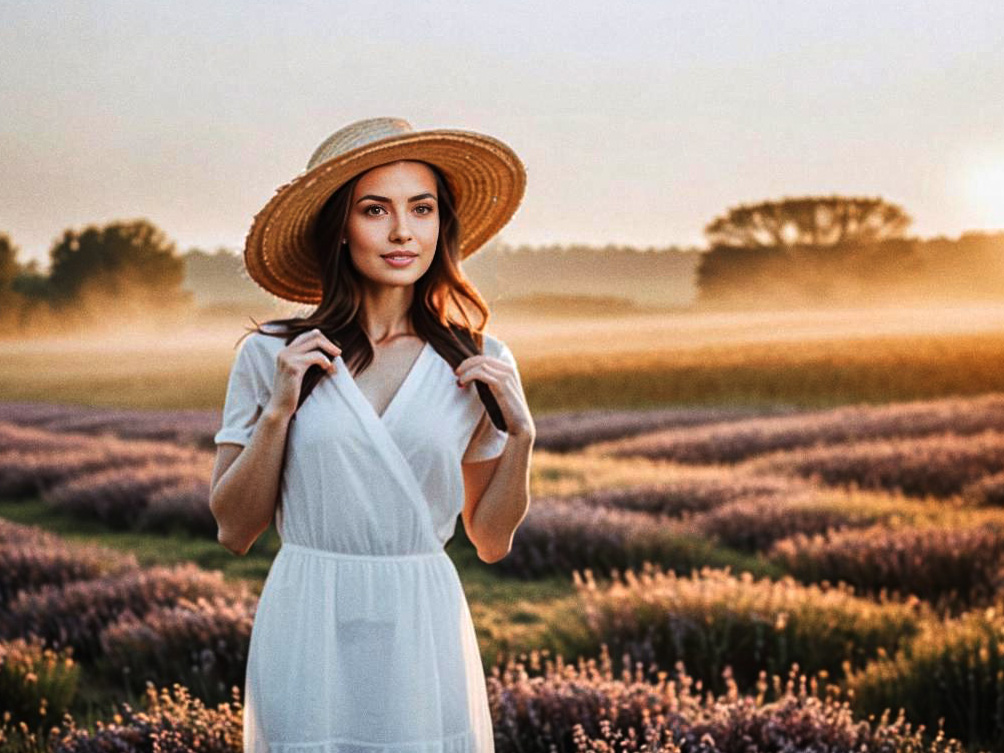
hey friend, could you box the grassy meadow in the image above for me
[4,300,1004,751]
[2,302,1004,411]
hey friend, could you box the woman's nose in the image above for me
[389,211,413,242]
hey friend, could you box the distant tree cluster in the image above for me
[704,196,912,249]
[0,219,192,334]
[697,196,1004,308]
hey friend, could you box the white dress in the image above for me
[214,328,523,753]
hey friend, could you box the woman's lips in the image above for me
[382,254,417,268]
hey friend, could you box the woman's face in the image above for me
[344,160,439,288]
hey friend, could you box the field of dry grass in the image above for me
[2,302,1004,413]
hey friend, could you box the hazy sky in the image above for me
[3,1,1003,268]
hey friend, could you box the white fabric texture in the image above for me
[214,328,523,752]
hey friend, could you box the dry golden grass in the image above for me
[2,302,1003,413]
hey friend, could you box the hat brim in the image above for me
[243,129,527,304]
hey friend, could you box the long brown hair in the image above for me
[236,161,506,524]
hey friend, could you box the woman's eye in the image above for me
[364,206,384,216]
[415,204,434,215]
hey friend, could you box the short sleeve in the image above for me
[462,339,524,463]
[214,335,273,447]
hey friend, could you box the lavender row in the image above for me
[498,488,1004,614]
[0,538,139,605]
[746,428,1004,499]
[591,392,1004,464]
[43,462,215,534]
[531,403,802,452]
[0,521,257,714]
[0,401,223,449]
[494,488,894,582]
[489,644,985,752]
[518,469,920,552]
[0,399,799,454]
[0,421,218,536]
[0,421,208,499]
[687,490,905,552]
[0,562,248,664]
[97,594,255,702]
[571,562,927,694]
[33,651,982,753]
[0,517,141,604]
[552,472,804,517]
[767,521,1004,611]
[492,496,768,581]
[0,516,60,545]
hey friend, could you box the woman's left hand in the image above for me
[455,354,535,439]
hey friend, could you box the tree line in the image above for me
[2,196,1002,335]
[0,219,191,333]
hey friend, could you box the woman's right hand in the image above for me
[266,328,342,420]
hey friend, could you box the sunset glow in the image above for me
[963,152,1004,230]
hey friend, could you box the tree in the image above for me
[10,258,48,299]
[47,219,190,312]
[704,195,912,249]
[0,233,53,331]
[0,232,18,294]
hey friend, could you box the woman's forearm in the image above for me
[211,405,291,554]
[470,430,534,562]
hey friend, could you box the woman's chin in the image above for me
[361,271,424,289]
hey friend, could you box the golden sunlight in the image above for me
[963,152,1004,229]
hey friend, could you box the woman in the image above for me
[209,117,534,752]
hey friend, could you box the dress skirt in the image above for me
[243,542,494,753]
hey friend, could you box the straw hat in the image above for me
[243,116,527,303]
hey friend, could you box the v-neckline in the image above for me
[335,340,431,424]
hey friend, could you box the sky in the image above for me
[2,0,1003,269]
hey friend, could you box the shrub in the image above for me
[496,497,771,580]
[0,565,244,663]
[98,595,256,705]
[0,636,79,734]
[847,606,1004,753]
[768,521,1004,612]
[572,563,928,693]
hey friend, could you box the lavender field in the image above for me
[4,369,1004,752]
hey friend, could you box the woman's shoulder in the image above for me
[480,330,506,356]
[238,324,288,362]
[479,331,519,370]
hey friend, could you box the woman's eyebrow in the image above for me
[356,192,437,204]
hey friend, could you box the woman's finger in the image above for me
[455,355,506,382]
[305,351,337,373]
[289,328,341,359]
[457,361,507,388]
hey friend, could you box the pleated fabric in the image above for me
[214,328,523,753]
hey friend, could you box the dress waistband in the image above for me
[280,541,448,562]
